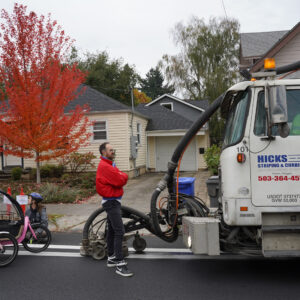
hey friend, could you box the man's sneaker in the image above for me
[107,255,118,267]
[116,264,134,277]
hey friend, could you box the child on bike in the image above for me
[25,192,48,228]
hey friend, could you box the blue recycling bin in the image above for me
[175,177,195,196]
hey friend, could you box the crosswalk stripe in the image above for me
[18,251,82,257]
[32,244,192,253]
[17,245,261,260]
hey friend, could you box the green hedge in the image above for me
[11,167,23,181]
[203,144,221,175]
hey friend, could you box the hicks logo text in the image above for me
[257,155,287,163]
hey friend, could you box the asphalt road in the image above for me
[1,233,300,300]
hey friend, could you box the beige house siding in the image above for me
[196,133,209,169]
[147,136,156,170]
[23,112,149,174]
[88,112,130,171]
[274,32,300,66]
[127,113,148,174]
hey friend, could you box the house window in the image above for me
[93,121,107,140]
[161,103,173,111]
[137,123,141,144]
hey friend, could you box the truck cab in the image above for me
[219,70,300,256]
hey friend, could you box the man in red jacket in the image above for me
[96,142,133,277]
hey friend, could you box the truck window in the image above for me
[223,90,249,147]
[254,89,300,136]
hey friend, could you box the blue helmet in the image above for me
[29,192,43,202]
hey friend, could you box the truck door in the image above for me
[250,87,300,206]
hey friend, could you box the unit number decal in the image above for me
[237,146,249,153]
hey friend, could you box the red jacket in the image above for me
[96,156,128,199]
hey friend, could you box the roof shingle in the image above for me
[136,104,193,131]
[65,85,130,113]
[240,30,288,57]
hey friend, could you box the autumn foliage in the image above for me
[133,89,151,104]
[0,4,92,181]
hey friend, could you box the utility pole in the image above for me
[130,87,138,177]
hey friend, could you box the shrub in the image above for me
[38,183,81,203]
[52,164,64,178]
[40,164,65,178]
[61,172,96,189]
[29,168,37,180]
[203,144,221,175]
[60,152,96,174]
[61,173,70,182]
[11,167,23,181]
[40,165,52,178]
[80,172,96,189]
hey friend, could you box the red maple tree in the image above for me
[0,4,92,183]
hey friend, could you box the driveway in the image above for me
[116,170,210,213]
[46,170,211,232]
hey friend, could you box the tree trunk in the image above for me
[36,152,41,184]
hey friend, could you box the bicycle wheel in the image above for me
[82,206,152,259]
[22,224,51,253]
[0,233,18,267]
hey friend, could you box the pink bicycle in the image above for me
[0,190,51,267]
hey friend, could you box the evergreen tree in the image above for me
[140,67,174,100]
[78,51,139,106]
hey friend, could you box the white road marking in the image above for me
[19,244,81,250]
[18,251,82,257]
[129,247,192,253]
[19,244,192,253]
[17,245,261,260]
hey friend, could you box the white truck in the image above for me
[147,59,300,258]
[181,59,300,257]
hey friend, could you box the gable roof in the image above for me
[145,94,205,112]
[240,30,287,58]
[65,85,130,113]
[136,103,193,131]
[250,22,300,72]
[183,99,209,110]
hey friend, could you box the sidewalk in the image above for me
[46,170,211,233]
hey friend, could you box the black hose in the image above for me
[275,60,300,75]
[150,94,224,240]
[167,94,224,192]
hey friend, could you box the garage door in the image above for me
[155,136,197,172]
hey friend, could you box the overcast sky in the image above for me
[1,0,300,77]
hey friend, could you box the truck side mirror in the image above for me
[267,85,290,138]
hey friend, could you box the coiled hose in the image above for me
[150,94,224,242]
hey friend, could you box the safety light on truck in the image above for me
[237,153,246,163]
[240,207,248,212]
[264,58,276,70]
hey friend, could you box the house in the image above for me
[136,94,210,172]
[240,22,300,72]
[0,88,210,175]
[0,86,149,178]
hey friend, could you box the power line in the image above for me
[221,0,228,20]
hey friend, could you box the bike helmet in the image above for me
[29,192,43,203]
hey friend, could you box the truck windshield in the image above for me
[254,89,300,136]
[223,90,249,147]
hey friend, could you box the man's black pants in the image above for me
[103,200,125,261]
